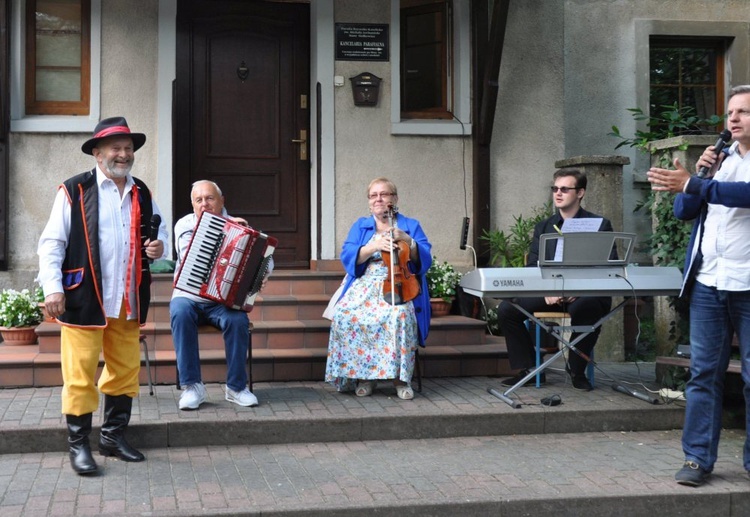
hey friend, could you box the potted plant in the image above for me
[480,202,552,267]
[426,258,462,317]
[0,288,44,345]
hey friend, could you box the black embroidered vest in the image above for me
[58,169,153,326]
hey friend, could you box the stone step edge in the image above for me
[149,293,334,305]
[0,342,509,389]
[152,270,345,282]
[2,342,508,368]
[0,392,683,456]
[35,316,489,336]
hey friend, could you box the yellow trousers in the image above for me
[60,303,141,416]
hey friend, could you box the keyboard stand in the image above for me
[489,298,629,408]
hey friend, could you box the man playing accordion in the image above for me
[171,180,272,410]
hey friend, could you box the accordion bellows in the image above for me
[174,212,277,311]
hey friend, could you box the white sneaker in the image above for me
[178,382,207,410]
[225,386,258,407]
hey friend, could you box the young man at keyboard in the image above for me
[497,169,614,391]
[171,180,272,410]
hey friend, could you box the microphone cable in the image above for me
[453,114,477,269]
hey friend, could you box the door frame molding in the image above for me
[0,0,9,270]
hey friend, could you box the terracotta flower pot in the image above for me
[430,298,452,317]
[0,326,38,346]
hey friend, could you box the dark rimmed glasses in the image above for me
[550,186,579,194]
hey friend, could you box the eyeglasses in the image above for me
[550,186,579,194]
[368,192,395,200]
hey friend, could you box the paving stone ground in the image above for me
[0,362,748,516]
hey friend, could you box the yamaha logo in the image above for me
[492,279,524,287]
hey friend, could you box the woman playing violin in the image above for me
[324,177,432,400]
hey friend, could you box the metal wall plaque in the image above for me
[335,23,389,62]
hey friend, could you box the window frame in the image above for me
[391,0,471,136]
[10,0,101,132]
[25,0,91,116]
[649,36,726,131]
[400,1,451,120]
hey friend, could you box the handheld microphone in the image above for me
[459,217,470,250]
[697,129,732,178]
[148,214,161,242]
[612,384,658,405]
[141,214,161,269]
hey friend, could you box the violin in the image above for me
[382,204,420,305]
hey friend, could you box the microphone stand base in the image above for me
[488,387,521,408]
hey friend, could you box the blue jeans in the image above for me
[682,281,750,471]
[170,296,251,392]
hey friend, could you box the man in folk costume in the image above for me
[37,117,168,475]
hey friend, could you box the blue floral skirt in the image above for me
[325,257,418,392]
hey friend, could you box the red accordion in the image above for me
[174,211,277,311]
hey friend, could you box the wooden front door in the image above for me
[175,0,310,268]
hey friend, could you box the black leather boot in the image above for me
[98,395,145,462]
[66,413,98,475]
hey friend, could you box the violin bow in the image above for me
[387,204,397,307]
[386,204,399,355]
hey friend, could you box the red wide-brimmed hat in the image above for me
[81,116,146,155]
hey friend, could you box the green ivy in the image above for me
[612,103,722,351]
[609,103,723,154]
[634,191,691,270]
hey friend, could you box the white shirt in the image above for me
[696,141,750,291]
[37,166,169,319]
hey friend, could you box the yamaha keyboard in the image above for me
[460,265,682,298]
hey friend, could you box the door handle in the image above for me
[291,130,307,160]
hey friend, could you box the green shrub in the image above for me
[480,202,552,267]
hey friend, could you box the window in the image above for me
[649,37,726,131]
[25,0,90,115]
[11,0,100,132]
[400,0,451,119]
[391,0,470,135]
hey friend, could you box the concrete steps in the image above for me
[0,271,511,388]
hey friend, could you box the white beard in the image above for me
[104,159,133,178]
